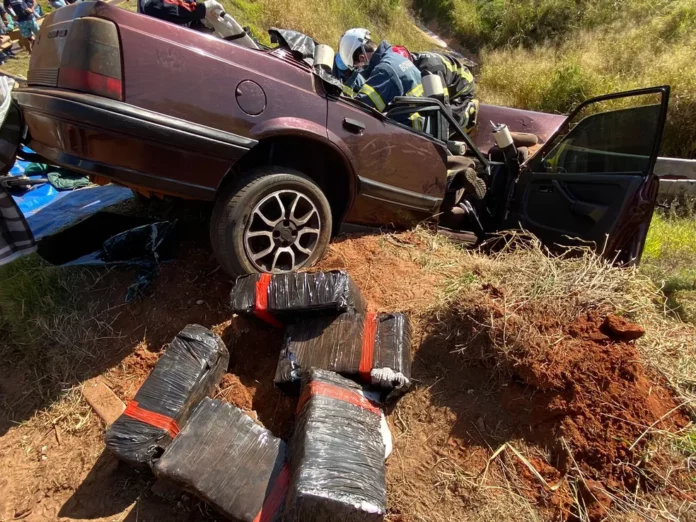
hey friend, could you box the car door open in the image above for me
[507,86,669,264]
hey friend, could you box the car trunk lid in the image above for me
[28,2,123,100]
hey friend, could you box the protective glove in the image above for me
[203,0,223,19]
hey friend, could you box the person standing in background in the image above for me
[0,4,17,64]
[4,0,39,52]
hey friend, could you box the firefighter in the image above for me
[138,0,222,28]
[412,51,478,133]
[337,28,423,112]
[333,52,365,97]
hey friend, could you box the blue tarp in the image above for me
[26,185,134,240]
[7,154,134,239]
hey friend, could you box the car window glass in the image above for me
[537,92,662,176]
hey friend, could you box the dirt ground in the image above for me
[0,228,693,522]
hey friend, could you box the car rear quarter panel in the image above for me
[108,8,327,145]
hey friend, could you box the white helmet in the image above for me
[338,28,371,70]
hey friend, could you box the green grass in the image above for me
[642,212,696,323]
[415,0,696,159]
[223,0,435,49]
[0,254,73,345]
[0,50,30,78]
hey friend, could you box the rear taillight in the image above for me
[57,17,123,100]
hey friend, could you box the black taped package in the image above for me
[285,369,386,522]
[105,325,229,468]
[154,398,289,522]
[275,312,412,395]
[229,271,366,326]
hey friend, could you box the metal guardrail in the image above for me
[655,157,696,196]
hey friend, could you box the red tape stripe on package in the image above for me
[296,381,381,416]
[254,274,284,328]
[252,464,290,522]
[123,401,180,438]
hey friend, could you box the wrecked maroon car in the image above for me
[6,1,669,276]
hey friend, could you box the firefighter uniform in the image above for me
[412,51,478,133]
[355,41,423,112]
[333,56,366,98]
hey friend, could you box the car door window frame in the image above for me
[524,85,670,178]
[331,94,452,149]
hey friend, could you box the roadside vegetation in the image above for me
[223,0,433,48]
[5,0,696,159]
[642,199,696,323]
[413,0,696,159]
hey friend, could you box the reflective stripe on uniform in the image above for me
[342,84,356,97]
[463,99,479,134]
[436,53,474,94]
[406,84,424,97]
[359,83,386,111]
[409,112,424,131]
[459,67,474,83]
[437,54,457,73]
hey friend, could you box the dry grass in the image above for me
[1,227,694,521]
[380,228,696,520]
[0,255,123,434]
[0,50,30,79]
[414,0,696,158]
[223,0,436,48]
[437,230,695,414]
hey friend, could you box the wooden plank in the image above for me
[83,377,125,426]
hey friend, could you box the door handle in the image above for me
[343,118,365,134]
[551,180,608,223]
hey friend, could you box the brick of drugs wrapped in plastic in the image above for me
[275,312,412,395]
[105,325,229,468]
[154,398,289,522]
[229,271,366,326]
[284,369,386,522]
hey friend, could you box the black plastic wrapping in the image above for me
[105,325,229,468]
[285,369,386,522]
[154,398,289,522]
[275,312,412,395]
[269,27,316,64]
[230,271,366,322]
[64,220,178,302]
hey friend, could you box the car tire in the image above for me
[210,166,333,277]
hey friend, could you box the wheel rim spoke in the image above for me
[244,188,321,273]
[253,208,279,228]
[275,193,287,220]
[293,208,317,226]
[246,230,274,239]
[271,247,296,272]
[294,228,319,255]
[251,243,275,262]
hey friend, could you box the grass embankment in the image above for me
[414,0,696,158]
[222,0,433,48]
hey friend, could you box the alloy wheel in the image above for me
[243,189,322,272]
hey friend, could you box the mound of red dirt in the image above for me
[502,311,687,519]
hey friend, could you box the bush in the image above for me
[415,0,696,158]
